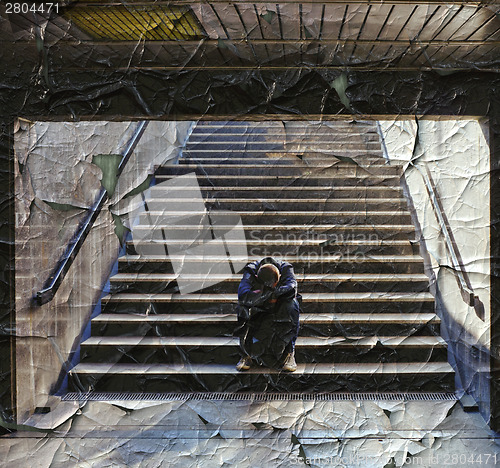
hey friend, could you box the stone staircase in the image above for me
[71,120,455,393]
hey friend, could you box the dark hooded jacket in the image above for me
[237,257,298,309]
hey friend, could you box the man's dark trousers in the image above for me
[235,296,300,367]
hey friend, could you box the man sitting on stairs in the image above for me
[234,256,301,372]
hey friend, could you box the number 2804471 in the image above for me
[5,3,59,14]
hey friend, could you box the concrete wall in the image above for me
[14,120,193,423]
[379,118,491,422]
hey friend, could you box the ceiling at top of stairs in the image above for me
[3,1,500,71]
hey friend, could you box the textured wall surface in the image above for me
[14,121,192,422]
[379,118,491,422]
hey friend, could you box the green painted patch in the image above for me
[112,213,130,245]
[331,73,352,111]
[92,153,122,197]
[124,175,152,199]
[43,200,85,212]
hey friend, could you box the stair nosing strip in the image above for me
[154,175,398,179]
[117,254,425,262]
[149,186,403,190]
[127,240,417,246]
[165,164,396,169]
[81,335,446,348]
[137,211,409,216]
[110,273,428,282]
[145,198,407,203]
[92,312,441,324]
[130,224,414,229]
[101,292,435,303]
[70,362,455,375]
[181,149,383,153]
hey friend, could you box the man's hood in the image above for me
[258,256,281,269]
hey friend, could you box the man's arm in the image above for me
[238,271,274,307]
[273,264,297,299]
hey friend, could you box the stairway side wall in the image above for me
[14,121,194,423]
[379,118,491,422]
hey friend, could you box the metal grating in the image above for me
[63,392,458,402]
[63,4,206,41]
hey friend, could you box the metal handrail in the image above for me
[410,161,485,322]
[35,121,149,306]
[376,120,485,321]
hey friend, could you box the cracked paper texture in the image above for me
[1,398,499,468]
[7,117,498,467]
[13,121,193,423]
[2,0,500,465]
[379,119,491,420]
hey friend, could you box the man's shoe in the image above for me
[282,352,297,372]
[236,355,253,371]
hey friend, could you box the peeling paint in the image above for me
[2,2,500,465]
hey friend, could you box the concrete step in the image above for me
[184,142,383,151]
[111,281,429,296]
[129,224,417,241]
[126,238,419,257]
[186,133,382,141]
[80,335,447,364]
[179,157,394,166]
[180,154,388,165]
[91,312,442,337]
[117,254,426,275]
[189,120,377,131]
[110,272,429,295]
[102,291,435,304]
[136,210,412,225]
[192,120,377,127]
[69,361,455,393]
[182,149,385,159]
[185,139,381,149]
[157,164,401,177]
[81,335,446,348]
[101,303,435,317]
[179,154,387,167]
[186,136,382,145]
[186,128,378,137]
[100,291,435,315]
[154,174,399,188]
[110,272,429,284]
[189,126,379,133]
[142,197,408,211]
[148,185,404,199]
